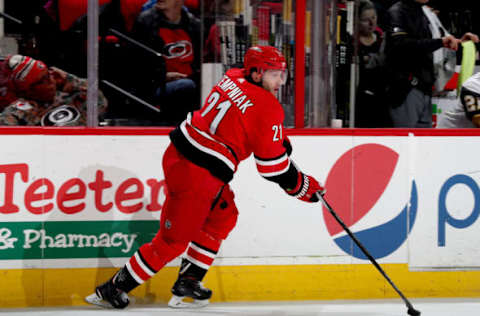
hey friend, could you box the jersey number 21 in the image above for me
[201,91,232,134]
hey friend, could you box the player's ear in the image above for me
[251,71,262,83]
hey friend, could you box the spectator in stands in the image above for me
[385,0,479,128]
[370,0,397,30]
[131,0,202,126]
[0,55,107,126]
[355,0,390,127]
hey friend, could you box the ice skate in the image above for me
[168,277,212,308]
[85,279,130,309]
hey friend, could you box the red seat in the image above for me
[58,0,112,31]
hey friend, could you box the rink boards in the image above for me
[0,127,480,307]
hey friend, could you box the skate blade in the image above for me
[168,295,209,308]
[84,292,131,309]
[85,293,114,308]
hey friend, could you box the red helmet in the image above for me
[244,46,286,75]
[7,55,48,91]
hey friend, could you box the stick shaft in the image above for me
[0,12,23,24]
[109,28,163,58]
[101,80,160,113]
[317,193,415,311]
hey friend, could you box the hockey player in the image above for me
[86,45,325,309]
[437,72,480,128]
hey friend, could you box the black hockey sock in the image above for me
[112,266,140,293]
[178,258,208,281]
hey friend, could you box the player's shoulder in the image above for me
[247,85,282,118]
[227,69,283,106]
[220,68,283,120]
[461,73,480,105]
[462,72,480,92]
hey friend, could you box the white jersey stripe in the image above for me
[134,252,155,277]
[189,243,216,259]
[259,160,291,177]
[255,153,288,166]
[186,113,235,159]
[125,261,144,285]
[185,254,211,270]
[187,114,217,142]
[180,121,236,171]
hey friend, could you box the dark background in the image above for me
[3,0,479,37]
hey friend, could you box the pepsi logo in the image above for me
[323,144,418,259]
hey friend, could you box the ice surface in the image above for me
[1,298,478,316]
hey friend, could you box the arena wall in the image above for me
[1,127,479,307]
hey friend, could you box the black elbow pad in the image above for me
[283,137,292,156]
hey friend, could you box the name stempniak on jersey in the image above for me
[217,75,254,114]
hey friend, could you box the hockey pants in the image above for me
[136,144,238,274]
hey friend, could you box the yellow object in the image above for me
[283,0,292,23]
[337,15,342,44]
[234,0,242,17]
[458,41,477,94]
[305,11,311,49]
[1,264,480,308]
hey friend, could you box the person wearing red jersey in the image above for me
[0,55,107,126]
[86,45,325,309]
[130,0,202,125]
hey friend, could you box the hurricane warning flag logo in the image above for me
[323,144,418,259]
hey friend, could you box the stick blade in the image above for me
[407,307,421,316]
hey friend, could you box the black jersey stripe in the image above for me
[191,241,218,255]
[262,160,300,191]
[170,126,234,183]
[137,249,158,274]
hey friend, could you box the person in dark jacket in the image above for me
[355,0,391,127]
[371,0,397,30]
[130,0,202,125]
[385,0,478,127]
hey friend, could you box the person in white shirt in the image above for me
[437,72,480,128]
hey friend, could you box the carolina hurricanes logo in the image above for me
[163,40,193,59]
[41,105,81,126]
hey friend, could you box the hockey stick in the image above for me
[316,193,421,316]
[0,12,23,25]
[101,80,161,113]
[109,28,163,58]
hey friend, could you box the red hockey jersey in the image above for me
[170,68,297,186]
